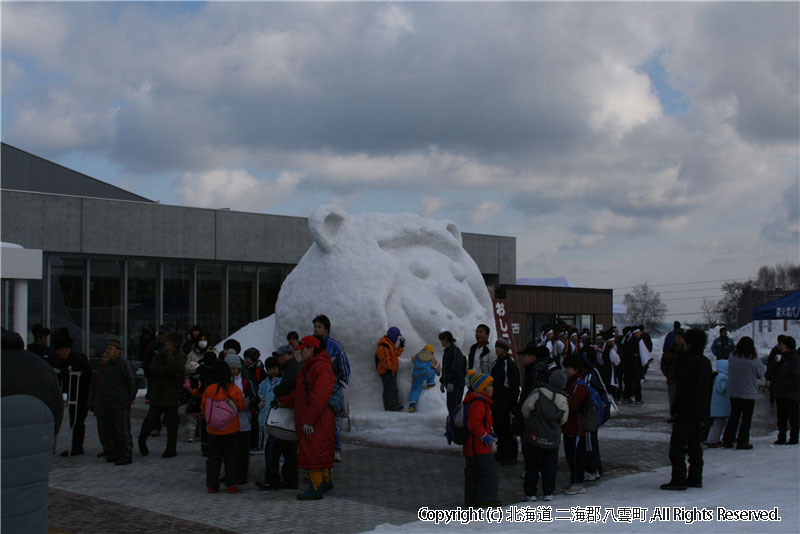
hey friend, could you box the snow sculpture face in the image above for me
[273,205,494,410]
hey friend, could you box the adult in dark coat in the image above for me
[490,337,520,464]
[103,339,138,464]
[1,328,63,435]
[280,335,336,500]
[28,323,54,360]
[142,325,169,400]
[772,336,800,445]
[439,331,467,415]
[87,352,113,457]
[48,328,92,457]
[661,328,712,490]
[137,332,186,458]
[660,329,686,420]
[622,329,644,404]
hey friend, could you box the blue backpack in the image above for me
[573,379,604,432]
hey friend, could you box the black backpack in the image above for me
[523,388,566,449]
[445,398,487,446]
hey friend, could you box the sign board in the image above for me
[492,299,518,362]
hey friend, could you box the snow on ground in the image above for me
[363,435,800,534]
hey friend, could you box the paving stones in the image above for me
[49,373,779,533]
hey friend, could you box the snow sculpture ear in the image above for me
[445,221,462,246]
[309,204,348,253]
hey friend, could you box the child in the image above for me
[202,360,246,493]
[408,345,440,413]
[225,354,258,486]
[255,357,283,490]
[520,370,568,501]
[561,354,589,495]
[463,369,499,507]
[706,358,730,447]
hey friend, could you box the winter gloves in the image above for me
[303,424,315,435]
[480,433,496,447]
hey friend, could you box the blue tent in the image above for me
[753,290,800,320]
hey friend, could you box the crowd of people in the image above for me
[15,315,800,506]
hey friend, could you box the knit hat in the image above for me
[548,370,567,391]
[467,369,493,393]
[423,344,435,354]
[106,339,122,350]
[386,327,402,343]
[272,344,294,357]
[224,353,242,370]
[495,337,511,350]
[52,328,73,350]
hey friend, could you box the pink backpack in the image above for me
[204,386,238,431]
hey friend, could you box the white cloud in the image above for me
[374,4,415,46]
[470,201,503,224]
[421,196,444,217]
[175,168,301,212]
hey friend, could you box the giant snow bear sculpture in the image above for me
[274,205,495,414]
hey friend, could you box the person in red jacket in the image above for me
[201,360,246,494]
[280,335,336,500]
[562,354,589,495]
[463,369,499,507]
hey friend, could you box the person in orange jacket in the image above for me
[463,369,499,507]
[376,327,405,411]
[202,360,246,494]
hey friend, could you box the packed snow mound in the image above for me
[272,204,495,415]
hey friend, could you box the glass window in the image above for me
[526,313,556,344]
[229,265,257,336]
[163,262,192,337]
[27,279,44,344]
[49,256,86,354]
[197,264,224,344]
[1,280,12,331]
[128,261,158,362]
[258,265,291,319]
[89,259,123,357]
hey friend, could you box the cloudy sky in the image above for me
[2,2,798,321]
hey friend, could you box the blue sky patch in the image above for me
[637,48,690,116]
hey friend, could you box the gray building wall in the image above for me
[1,190,516,282]
[1,143,153,203]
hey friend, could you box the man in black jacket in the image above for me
[491,337,520,465]
[1,328,63,435]
[622,328,644,404]
[661,328,712,490]
[773,336,799,445]
[49,328,92,457]
[256,345,299,490]
[102,339,138,465]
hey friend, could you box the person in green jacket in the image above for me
[138,332,186,458]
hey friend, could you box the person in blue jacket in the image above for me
[408,344,440,412]
[705,359,730,447]
[711,328,736,360]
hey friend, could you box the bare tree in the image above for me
[622,282,667,332]
[701,298,718,327]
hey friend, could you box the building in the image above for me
[1,143,517,360]
[495,284,613,350]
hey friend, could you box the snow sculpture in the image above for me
[273,205,494,414]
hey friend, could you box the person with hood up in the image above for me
[376,326,405,412]
[408,344,440,412]
[772,336,800,445]
[520,370,569,502]
[705,357,730,447]
[279,335,336,500]
[463,369,498,507]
